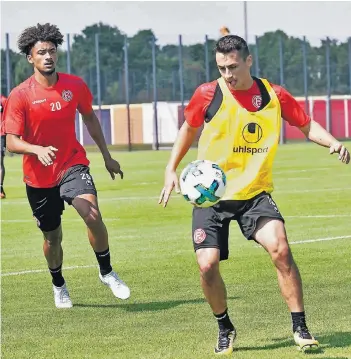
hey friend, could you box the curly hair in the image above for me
[17,23,64,55]
[215,35,250,59]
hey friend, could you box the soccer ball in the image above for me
[179,160,226,207]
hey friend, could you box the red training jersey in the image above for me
[0,94,8,136]
[185,79,311,128]
[4,73,93,188]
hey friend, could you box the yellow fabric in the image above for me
[197,77,281,200]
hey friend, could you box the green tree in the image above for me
[70,22,125,104]
[4,24,350,102]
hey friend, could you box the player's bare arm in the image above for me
[299,120,350,164]
[6,134,57,166]
[82,110,123,179]
[159,121,198,207]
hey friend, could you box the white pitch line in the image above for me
[1,264,98,277]
[289,235,351,245]
[273,167,331,174]
[1,214,350,224]
[2,235,351,277]
[1,186,351,206]
[0,195,158,205]
[285,215,351,219]
[1,218,121,223]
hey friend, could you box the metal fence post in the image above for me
[66,33,71,74]
[254,35,260,78]
[279,35,285,144]
[205,35,210,82]
[5,33,11,95]
[179,35,185,124]
[326,37,331,133]
[124,35,132,151]
[151,36,159,150]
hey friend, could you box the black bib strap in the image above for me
[205,83,223,123]
[252,76,271,110]
[204,77,271,122]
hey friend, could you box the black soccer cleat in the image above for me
[293,326,319,352]
[214,327,237,355]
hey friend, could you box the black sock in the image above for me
[49,264,65,287]
[214,309,234,331]
[95,247,112,276]
[291,311,307,332]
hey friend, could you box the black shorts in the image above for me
[26,164,97,232]
[192,191,285,261]
[1,135,6,157]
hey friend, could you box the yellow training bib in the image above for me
[197,77,281,200]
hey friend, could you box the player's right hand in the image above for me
[35,146,58,166]
[158,169,180,208]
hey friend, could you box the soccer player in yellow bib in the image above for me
[159,35,350,355]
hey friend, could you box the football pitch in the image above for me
[1,142,351,359]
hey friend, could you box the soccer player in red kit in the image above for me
[4,23,130,308]
[159,35,350,355]
[1,94,8,198]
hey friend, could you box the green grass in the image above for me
[1,142,351,359]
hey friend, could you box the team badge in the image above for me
[252,95,262,109]
[194,228,207,244]
[62,90,73,102]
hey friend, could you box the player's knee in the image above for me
[82,208,103,227]
[198,261,219,282]
[270,238,292,269]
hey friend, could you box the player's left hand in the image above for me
[104,157,124,179]
[329,142,350,164]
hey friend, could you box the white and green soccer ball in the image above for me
[179,160,227,208]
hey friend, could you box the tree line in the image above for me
[1,23,350,104]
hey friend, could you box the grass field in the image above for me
[1,142,351,359]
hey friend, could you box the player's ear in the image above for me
[27,49,34,64]
[27,46,36,64]
[246,54,253,68]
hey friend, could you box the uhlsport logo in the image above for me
[242,122,263,143]
[233,146,268,155]
[233,122,268,155]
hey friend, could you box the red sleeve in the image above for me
[4,90,26,136]
[77,80,93,115]
[184,81,217,128]
[272,84,311,127]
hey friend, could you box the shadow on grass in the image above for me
[236,331,351,355]
[74,296,239,312]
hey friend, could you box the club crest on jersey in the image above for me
[252,95,262,109]
[62,90,73,102]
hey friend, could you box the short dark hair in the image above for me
[215,35,250,59]
[18,23,64,55]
